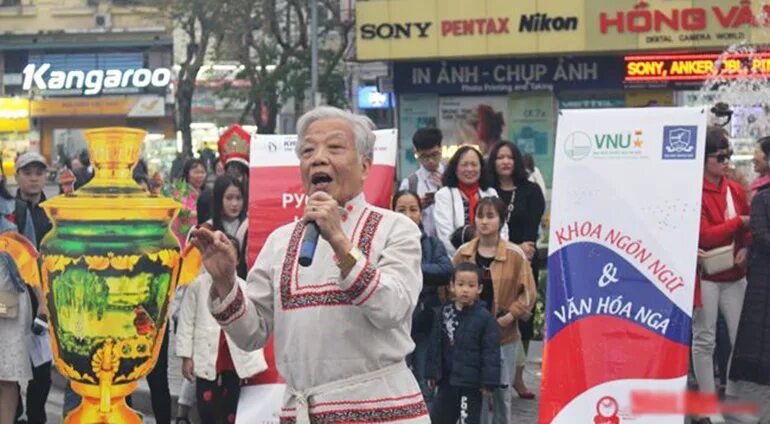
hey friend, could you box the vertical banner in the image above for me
[540,108,706,423]
[237,129,398,423]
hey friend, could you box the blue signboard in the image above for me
[357,85,394,109]
[394,56,624,95]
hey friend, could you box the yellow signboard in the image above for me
[0,98,30,133]
[356,0,770,61]
[30,95,165,118]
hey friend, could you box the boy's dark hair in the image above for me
[452,262,482,284]
[412,128,442,151]
[475,197,506,224]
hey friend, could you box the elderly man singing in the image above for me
[190,106,429,423]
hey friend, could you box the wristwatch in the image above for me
[336,247,362,274]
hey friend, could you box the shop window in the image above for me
[3,51,29,73]
[0,0,21,7]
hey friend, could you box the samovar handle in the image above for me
[0,232,41,288]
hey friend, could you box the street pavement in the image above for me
[33,338,542,423]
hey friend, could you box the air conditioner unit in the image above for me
[95,12,112,29]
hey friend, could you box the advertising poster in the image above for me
[540,108,706,423]
[397,94,438,180]
[438,96,509,147]
[508,93,556,188]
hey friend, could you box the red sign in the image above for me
[624,52,770,83]
[601,0,770,34]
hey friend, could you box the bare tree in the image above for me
[221,0,354,134]
[157,0,227,157]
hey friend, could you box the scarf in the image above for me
[458,181,480,225]
[751,175,770,197]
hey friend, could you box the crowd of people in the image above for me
[4,105,770,424]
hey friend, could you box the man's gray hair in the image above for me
[295,106,376,161]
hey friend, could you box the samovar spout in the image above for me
[94,338,118,416]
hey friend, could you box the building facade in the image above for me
[0,0,174,169]
[356,0,770,187]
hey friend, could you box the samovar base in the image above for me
[65,381,142,424]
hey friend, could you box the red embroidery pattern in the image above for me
[357,211,382,258]
[212,287,246,324]
[279,400,428,423]
[280,213,381,310]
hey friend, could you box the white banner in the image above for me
[540,107,707,423]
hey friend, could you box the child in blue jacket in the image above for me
[426,262,501,424]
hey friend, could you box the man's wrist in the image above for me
[329,233,353,259]
[212,273,236,300]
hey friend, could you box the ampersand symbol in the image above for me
[597,262,619,288]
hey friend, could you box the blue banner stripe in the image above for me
[546,241,691,345]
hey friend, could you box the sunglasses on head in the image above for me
[708,150,733,163]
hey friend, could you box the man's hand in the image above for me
[481,388,494,398]
[519,242,536,261]
[427,379,436,392]
[304,192,352,257]
[182,357,195,382]
[189,227,237,298]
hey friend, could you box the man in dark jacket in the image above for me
[14,152,53,424]
[426,263,500,424]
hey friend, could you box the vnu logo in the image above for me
[662,126,697,159]
[594,130,643,150]
[563,132,592,160]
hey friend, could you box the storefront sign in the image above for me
[22,63,172,96]
[356,0,770,60]
[0,98,30,133]
[625,52,770,86]
[30,96,166,118]
[394,57,624,94]
[357,86,394,109]
[542,107,706,423]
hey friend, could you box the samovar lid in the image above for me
[41,127,181,222]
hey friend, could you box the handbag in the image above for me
[0,291,20,319]
[701,186,737,275]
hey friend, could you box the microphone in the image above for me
[298,221,320,267]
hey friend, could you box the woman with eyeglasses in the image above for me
[692,126,752,424]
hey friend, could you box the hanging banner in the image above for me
[540,107,706,423]
[237,128,399,422]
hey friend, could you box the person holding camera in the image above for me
[399,128,445,237]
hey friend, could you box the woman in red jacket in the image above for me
[693,126,751,424]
